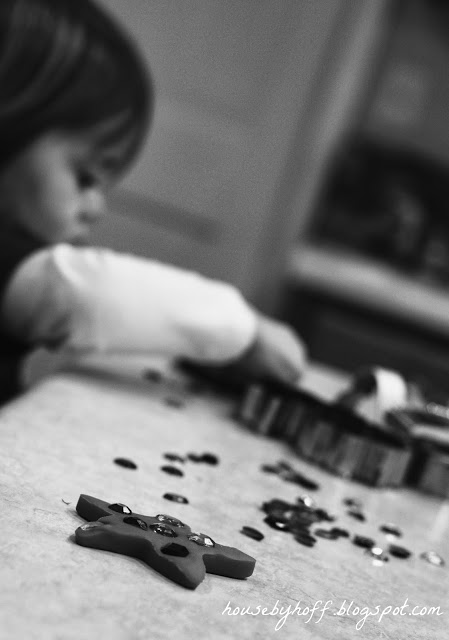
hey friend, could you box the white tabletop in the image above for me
[0,355,447,640]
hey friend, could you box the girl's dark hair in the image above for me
[0,0,153,171]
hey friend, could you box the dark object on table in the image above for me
[113,457,138,470]
[347,509,366,522]
[240,526,264,541]
[314,508,335,522]
[187,452,220,465]
[388,544,412,559]
[261,497,336,550]
[343,497,363,509]
[163,493,189,504]
[352,535,375,549]
[161,465,184,477]
[187,453,203,463]
[259,459,320,491]
[75,495,255,589]
[264,515,290,531]
[279,468,319,491]
[260,463,281,474]
[164,453,185,463]
[314,528,340,540]
[294,531,317,547]
[380,523,402,537]
[261,498,292,513]
[330,527,350,538]
[365,547,389,564]
[200,453,219,465]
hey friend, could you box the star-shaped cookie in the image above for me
[75,495,256,589]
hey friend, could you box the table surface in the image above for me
[1,355,448,640]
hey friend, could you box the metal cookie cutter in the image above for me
[235,379,325,441]
[387,407,449,498]
[236,369,412,488]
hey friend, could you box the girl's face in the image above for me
[0,130,123,245]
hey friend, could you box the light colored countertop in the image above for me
[0,356,448,640]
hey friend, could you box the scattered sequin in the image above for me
[297,495,316,509]
[343,498,363,509]
[290,511,320,528]
[314,528,339,540]
[330,527,350,538]
[150,523,178,537]
[347,510,366,522]
[114,457,138,470]
[420,551,445,567]
[352,535,375,549]
[161,543,189,557]
[264,515,290,531]
[164,453,185,463]
[262,499,292,513]
[261,495,343,549]
[260,462,319,490]
[260,464,281,474]
[388,544,411,559]
[188,533,215,547]
[108,503,132,515]
[280,469,319,491]
[372,557,388,567]
[123,516,148,530]
[187,453,203,463]
[366,546,384,557]
[201,453,219,465]
[380,523,402,538]
[186,452,219,465]
[365,547,389,565]
[160,465,184,477]
[156,514,185,527]
[240,526,264,541]
[294,531,316,547]
[61,499,71,505]
[163,493,189,504]
[315,508,335,522]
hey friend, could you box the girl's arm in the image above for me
[1,244,258,363]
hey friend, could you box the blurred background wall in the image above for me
[94,0,387,303]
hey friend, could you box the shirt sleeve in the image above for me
[0,244,258,363]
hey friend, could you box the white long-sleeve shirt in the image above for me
[1,244,258,363]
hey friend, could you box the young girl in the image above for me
[0,0,306,405]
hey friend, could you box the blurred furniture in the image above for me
[283,0,449,392]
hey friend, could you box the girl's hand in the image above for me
[233,314,307,385]
[178,314,307,389]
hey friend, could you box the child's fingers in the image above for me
[246,316,307,384]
